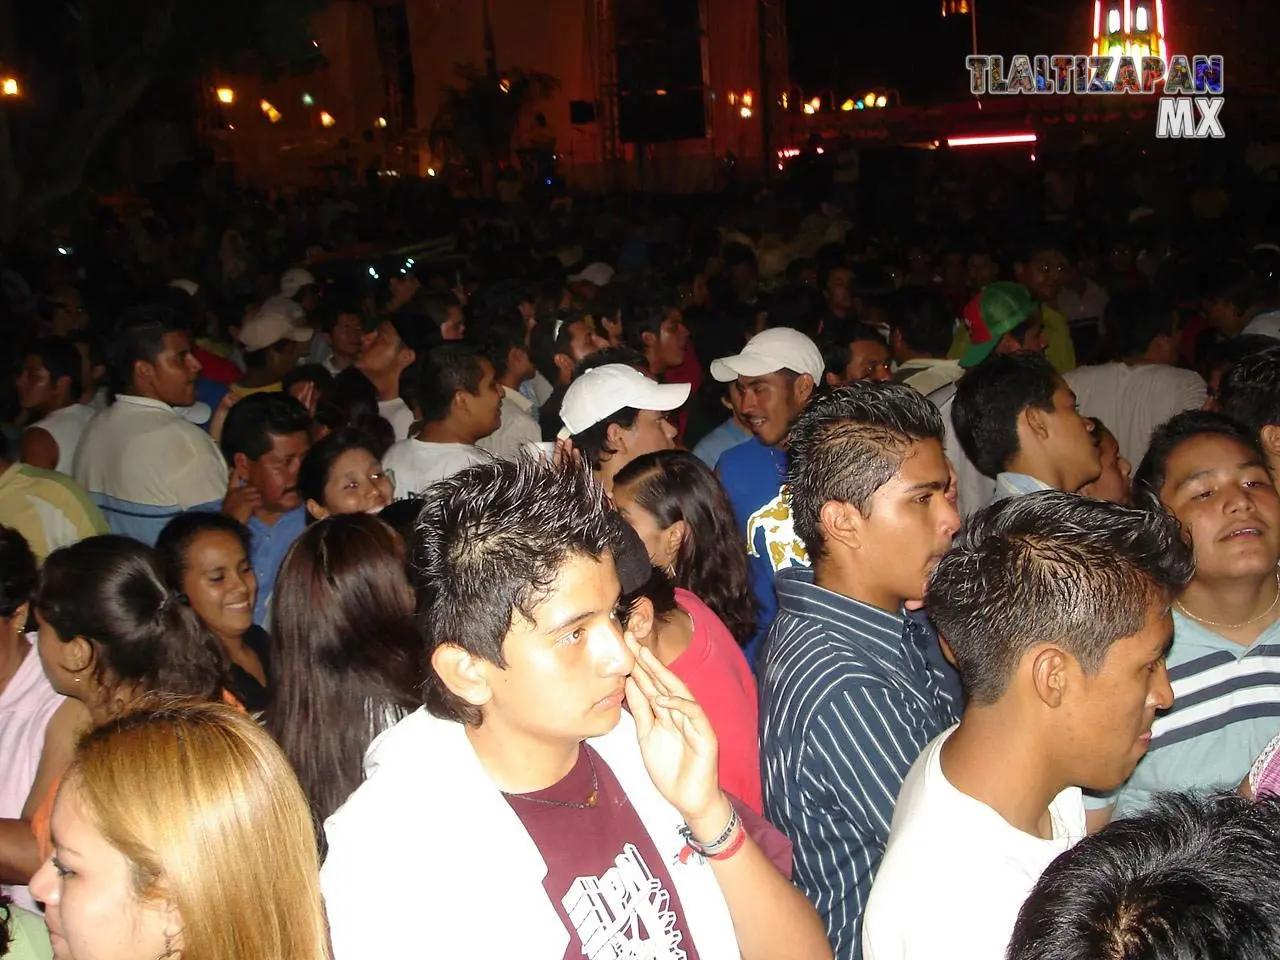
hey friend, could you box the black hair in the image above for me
[32,535,227,699]
[788,382,946,560]
[1133,410,1268,502]
[417,344,488,424]
[242,339,296,372]
[620,566,680,629]
[952,351,1059,478]
[480,321,529,380]
[818,260,854,295]
[1220,344,1280,434]
[819,322,887,379]
[378,496,427,542]
[575,346,646,378]
[282,363,334,398]
[409,457,615,725]
[419,292,462,331]
[297,429,387,519]
[1204,334,1278,382]
[927,491,1193,705]
[267,514,425,839]
[529,312,588,383]
[612,450,758,644]
[1105,292,1179,359]
[1201,260,1257,310]
[314,285,366,332]
[156,512,253,598]
[572,407,642,471]
[0,525,37,620]
[317,367,394,455]
[106,303,187,397]
[621,294,679,355]
[1008,792,1280,960]
[1017,227,1068,266]
[25,335,84,398]
[219,392,311,464]
[766,286,824,338]
[888,288,958,358]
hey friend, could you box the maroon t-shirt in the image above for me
[504,744,702,960]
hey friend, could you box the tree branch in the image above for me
[14,0,175,225]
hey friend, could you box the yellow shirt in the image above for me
[0,461,109,562]
[949,303,1077,374]
[229,381,284,397]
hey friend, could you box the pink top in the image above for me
[670,588,762,813]
[0,634,64,912]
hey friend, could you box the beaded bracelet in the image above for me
[678,807,744,863]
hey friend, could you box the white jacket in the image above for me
[321,707,741,958]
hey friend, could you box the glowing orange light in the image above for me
[216,87,235,105]
[0,78,18,97]
[319,111,336,128]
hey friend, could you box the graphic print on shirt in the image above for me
[561,842,688,960]
[747,485,809,573]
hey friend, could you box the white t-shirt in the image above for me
[379,398,416,443]
[863,727,1086,960]
[1065,362,1207,468]
[382,438,488,499]
[25,403,96,474]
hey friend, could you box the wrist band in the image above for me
[678,807,745,864]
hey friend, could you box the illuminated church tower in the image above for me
[1091,0,1168,62]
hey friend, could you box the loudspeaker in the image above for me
[569,100,597,125]
[615,0,707,143]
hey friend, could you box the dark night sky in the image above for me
[784,0,1276,104]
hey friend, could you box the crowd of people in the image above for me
[4,146,1280,960]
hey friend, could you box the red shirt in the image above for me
[664,345,703,443]
[193,346,242,386]
[505,744,702,960]
[670,589,762,813]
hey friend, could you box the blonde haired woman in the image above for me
[29,698,330,960]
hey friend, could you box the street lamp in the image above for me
[319,111,336,128]
[1,78,19,97]
[216,87,235,105]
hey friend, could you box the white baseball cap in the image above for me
[280,267,317,299]
[1244,310,1280,342]
[710,327,825,384]
[238,307,315,352]
[168,278,199,297]
[559,364,691,438]
[568,262,615,287]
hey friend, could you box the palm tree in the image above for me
[427,0,558,193]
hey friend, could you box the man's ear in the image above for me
[431,643,494,709]
[232,452,252,481]
[819,499,863,552]
[1030,645,1069,709]
[795,373,816,406]
[627,596,657,641]
[605,421,629,457]
[554,353,574,380]
[1022,403,1051,442]
[1261,424,1280,463]
[133,358,155,392]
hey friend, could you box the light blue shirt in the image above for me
[693,417,751,469]
[1089,612,1280,819]
[247,507,308,626]
[989,471,1053,504]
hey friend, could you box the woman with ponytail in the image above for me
[27,536,227,858]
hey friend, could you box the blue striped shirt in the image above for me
[1089,612,1280,819]
[760,567,961,960]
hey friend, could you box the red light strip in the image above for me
[946,132,1038,147]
